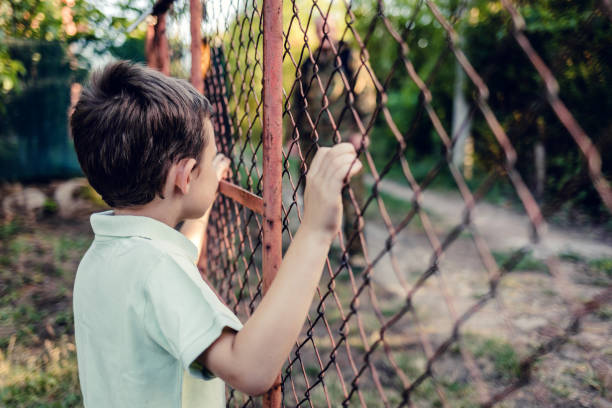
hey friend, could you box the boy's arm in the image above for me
[179,210,210,261]
[198,143,362,396]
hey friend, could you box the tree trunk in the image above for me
[451,54,472,178]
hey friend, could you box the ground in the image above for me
[0,214,91,407]
[273,175,612,407]
[1,178,611,407]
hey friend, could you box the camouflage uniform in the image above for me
[293,41,375,258]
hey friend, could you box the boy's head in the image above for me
[70,61,218,217]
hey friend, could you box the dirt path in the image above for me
[350,179,612,407]
[365,175,612,259]
[280,173,611,405]
[354,177,612,406]
[362,175,612,312]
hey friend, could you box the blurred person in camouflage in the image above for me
[293,15,376,268]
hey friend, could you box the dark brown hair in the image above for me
[70,60,213,208]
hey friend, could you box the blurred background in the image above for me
[1,0,611,406]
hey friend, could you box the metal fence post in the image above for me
[145,12,170,75]
[189,0,204,94]
[262,0,283,405]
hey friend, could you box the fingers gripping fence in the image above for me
[142,0,612,406]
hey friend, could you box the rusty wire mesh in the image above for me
[196,0,612,406]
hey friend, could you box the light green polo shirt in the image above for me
[73,211,242,408]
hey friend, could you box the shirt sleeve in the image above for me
[143,255,243,379]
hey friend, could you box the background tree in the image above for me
[464,0,612,223]
[0,0,148,180]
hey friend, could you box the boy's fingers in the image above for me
[212,153,225,165]
[319,143,356,171]
[330,142,356,155]
[213,154,231,180]
[307,146,331,177]
[310,144,354,171]
[345,159,363,180]
[321,155,360,191]
[337,158,362,184]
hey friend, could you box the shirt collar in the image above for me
[90,210,198,263]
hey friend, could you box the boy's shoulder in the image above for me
[80,211,200,283]
[89,211,198,258]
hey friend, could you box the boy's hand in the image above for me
[212,153,231,181]
[302,143,362,241]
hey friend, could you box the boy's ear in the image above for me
[174,158,198,195]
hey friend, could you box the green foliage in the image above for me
[0,39,83,180]
[0,0,151,181]
[0,0,100,180]
[333,0,612,221]
[108,33,146,63]
[352,0,457,168]
[464,0,612,222]
[0,44,26,108]
[0,0,102,85]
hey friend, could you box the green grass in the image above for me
[595,306,612,320]
[479,339,519,380]
[381,307,398,318]
[558,250,586,263]
[0,220,22,240]
[51,236,90,264]
[306,372,389,407]
[0,344,82,408]
[492,249,549,273]
[464,334,520,381]
[391,351,478,407]
[43,198,58,214]
[558,251,612,284]
[0,217,90,405]
[588,258,612,277]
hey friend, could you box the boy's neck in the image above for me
[114,198,183,228]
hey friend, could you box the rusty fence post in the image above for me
[262,0,283,405]
[145,12,170,75]
[189,0,204,93]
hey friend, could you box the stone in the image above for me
[2,185,47,220]
[54,178,90,218]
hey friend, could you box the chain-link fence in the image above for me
[142,0,612,406]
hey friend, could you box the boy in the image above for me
[70,61,362,407]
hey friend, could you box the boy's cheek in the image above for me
[201,179,218,209]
